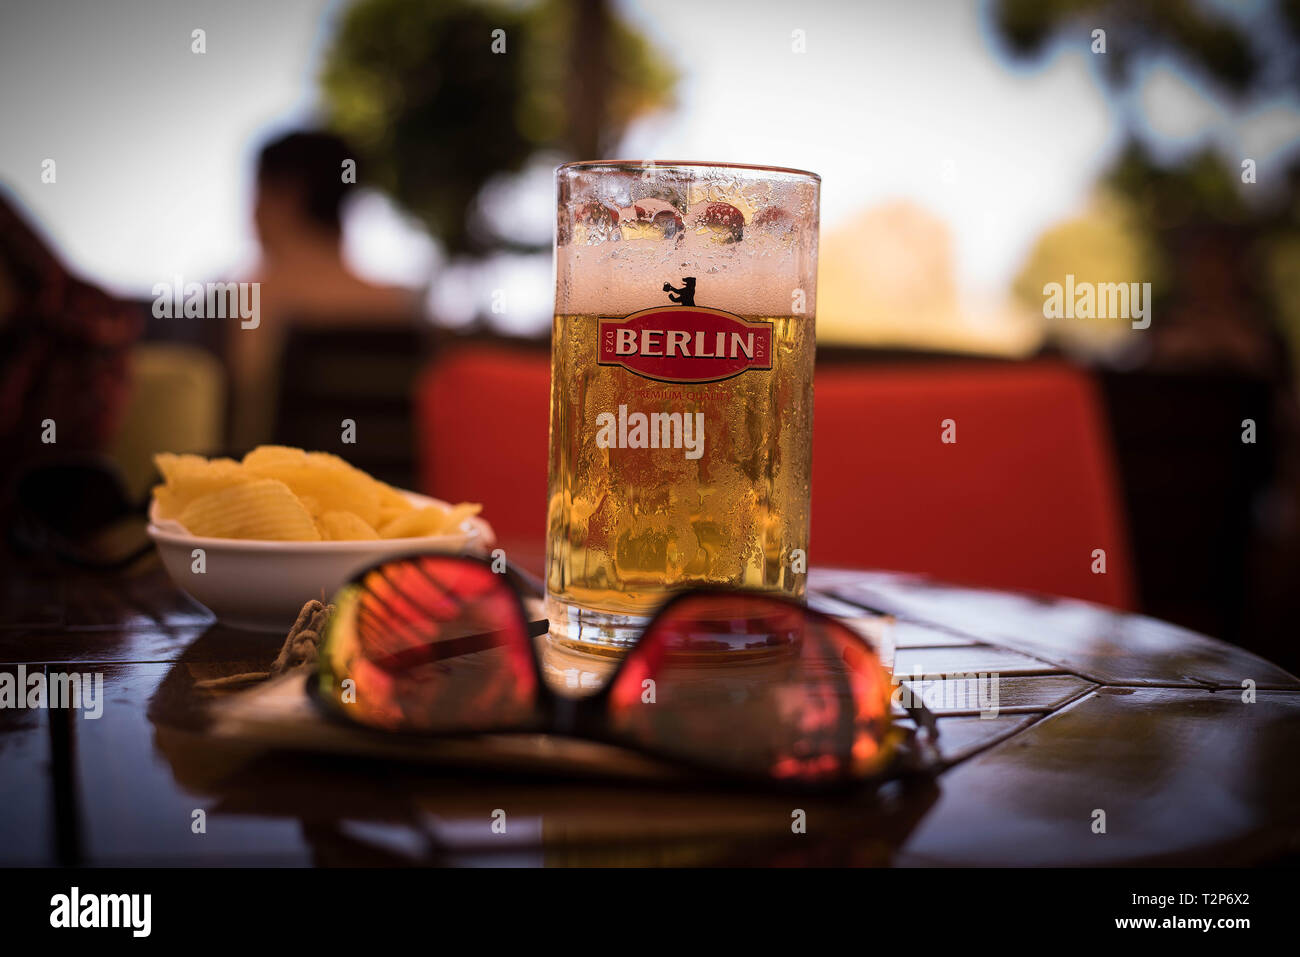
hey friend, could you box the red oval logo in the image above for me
[597,307,772,384]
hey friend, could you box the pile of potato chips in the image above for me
[152,446,481,541]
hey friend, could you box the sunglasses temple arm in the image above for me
[503,562,546,599]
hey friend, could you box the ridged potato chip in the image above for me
[378,502,481,539]
[179,479,321,541]
[438,502,483,535]
[239,445,303,470]
[316,510,380,541]
[242,446,384,526]
[376,503,413,527]
[152,453,251,519]
[151,445,483,542]
[377,481,415,509]
[375,482,417,526]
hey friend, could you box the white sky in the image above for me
[1,0,1297,324]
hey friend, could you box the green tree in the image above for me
[994,0,1260,96]
[320,0,677,256]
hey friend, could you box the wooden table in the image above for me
[2,555,1298,867]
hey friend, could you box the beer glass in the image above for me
[547,161,820,650]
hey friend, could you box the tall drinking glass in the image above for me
[547,161,820,651]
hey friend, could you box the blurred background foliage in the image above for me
[1011,189,1162,357]
[994,0,1272,94]
[320,0,677,256]
[995,0,1300,374]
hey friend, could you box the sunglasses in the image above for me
[311,552,938,789]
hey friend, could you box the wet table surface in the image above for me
[2,555,1298,867]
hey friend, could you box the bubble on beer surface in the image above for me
[630,172,690,213]
[694,202,745,244]
[571,200,622,245]
[620,198,684,241]
[752,205,796,236]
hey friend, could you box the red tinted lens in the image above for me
[604,593,897,783]
[318,555,539,733]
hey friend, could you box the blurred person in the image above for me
[0,189,142,490]
[228,130,419,450]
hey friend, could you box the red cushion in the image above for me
[417,348,1133,609]
[416,347,551,553]
[812,360,1133,608]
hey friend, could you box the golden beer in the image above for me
[547,162,820,648]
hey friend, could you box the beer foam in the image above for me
[557,228,819,318]
[556,166,819,318]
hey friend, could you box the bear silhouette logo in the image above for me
[662,277,696,307]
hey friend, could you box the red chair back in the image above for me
[416,346,551,553]
[812,359,1133,608]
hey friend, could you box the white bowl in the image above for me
[147,491,494,633]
